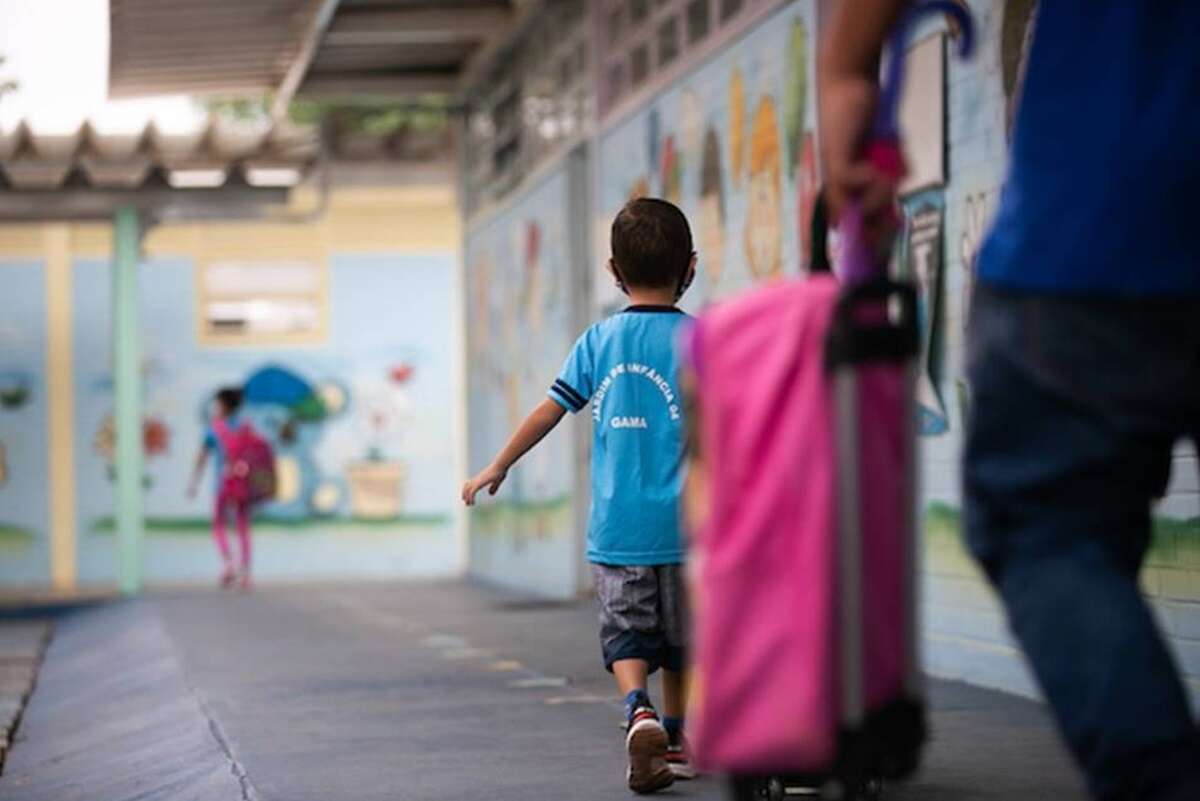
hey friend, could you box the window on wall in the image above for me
[686,0,710,44]
[631,44,650,86]
[597,0,774,120]
[199,261,327,345]
[460,0,591,216]
[658,16,680,66]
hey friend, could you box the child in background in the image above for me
[463,198,697,794]
[188,387,253,590]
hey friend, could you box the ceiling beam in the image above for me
[457,0,543,96]
[299,73,458,99]
[0,187,290,223]
[324,8,512,47]
[270,0,342,120]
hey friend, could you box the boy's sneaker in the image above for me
[665,742,696,780]
[626,707,675,794]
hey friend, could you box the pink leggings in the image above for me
[213,495,251,572]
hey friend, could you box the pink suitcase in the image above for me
[683,7,973,797]
[684,268,923,798]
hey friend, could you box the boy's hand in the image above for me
[462,464,507,506]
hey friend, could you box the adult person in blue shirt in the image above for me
[820,2,1200,799]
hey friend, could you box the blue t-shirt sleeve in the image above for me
[549,330,594,414]
[203,428,216,451]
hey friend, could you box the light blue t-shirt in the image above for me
[549,305,689,566]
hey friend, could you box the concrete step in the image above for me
[0,601,246,801]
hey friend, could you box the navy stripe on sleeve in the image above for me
[551,379,588,412]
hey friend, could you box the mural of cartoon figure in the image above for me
[783,17,809,177]
[745,96,784,282]
[698,127,727,300]
[221,364,348,521]
[729,68,746,189]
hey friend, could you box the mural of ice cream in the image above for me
[784,18,809,177]
[745,95,784,281]
[729,68,746,189]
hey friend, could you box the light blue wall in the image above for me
[594,1,818,313]
[71,252,459,586]
[0,261,50,587]
[463,166,581,599]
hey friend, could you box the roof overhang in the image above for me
[0,118,317,222]
[108,0,536,109]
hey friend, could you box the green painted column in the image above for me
[113,205,144,595]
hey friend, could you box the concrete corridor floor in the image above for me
[0,581,1087,801]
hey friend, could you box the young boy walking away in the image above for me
[463,198,697,794]
[188,387,253,590]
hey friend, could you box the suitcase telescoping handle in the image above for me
[825,0,975,731]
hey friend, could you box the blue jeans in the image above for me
[964,285,1200,801]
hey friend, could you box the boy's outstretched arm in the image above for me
[462,398,567,506]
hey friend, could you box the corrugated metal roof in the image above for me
[0,119,318,191]
[109,0,522,102]
[109,0,317,97]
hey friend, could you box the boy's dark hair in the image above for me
[215,387,243,414]
[611,198,694,291]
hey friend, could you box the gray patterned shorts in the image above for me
[590,563,689,674]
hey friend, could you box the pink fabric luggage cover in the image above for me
[685,273,917,774]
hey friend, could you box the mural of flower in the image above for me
[93,415,172,464]
[390,363,415,384]
[93,414,171,487]
[143,418,170,457]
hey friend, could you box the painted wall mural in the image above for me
[71,252,459,585]
[595,4,818,310]
[0,262,49,586]
[464,166,579,599]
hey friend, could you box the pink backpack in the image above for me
[684,272,923,782]
[213,418,277,507]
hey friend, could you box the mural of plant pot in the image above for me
[346,460,406,519]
